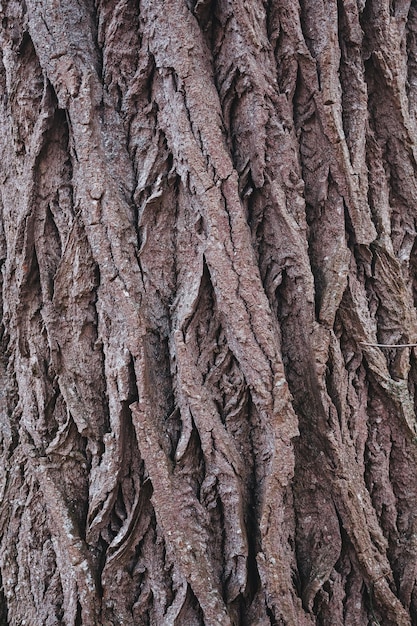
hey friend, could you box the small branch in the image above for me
[360,342,417,348]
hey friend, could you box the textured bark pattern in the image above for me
[1,0,417,624]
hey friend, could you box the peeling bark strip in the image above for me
[1,1,417,625]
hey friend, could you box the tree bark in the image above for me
[1,0,417,624]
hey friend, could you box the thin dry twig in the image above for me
[360,342,417,348]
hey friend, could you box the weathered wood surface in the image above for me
[1,1,417,624]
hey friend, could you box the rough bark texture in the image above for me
[1,0,417,624]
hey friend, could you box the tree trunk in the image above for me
[1,0,417,624]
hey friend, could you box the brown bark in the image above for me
[1,0,417,624]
